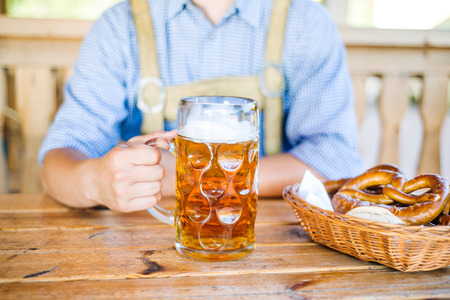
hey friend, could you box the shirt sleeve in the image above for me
[283,3,363,180]
[38,5,130,164]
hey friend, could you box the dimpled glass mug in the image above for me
[146,96,260,261]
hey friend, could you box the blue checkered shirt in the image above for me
[39,0,363,180]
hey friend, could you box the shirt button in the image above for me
[209,32,215,39]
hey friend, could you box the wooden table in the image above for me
[1,194,449,299]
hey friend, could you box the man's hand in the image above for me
[41,130,177,212]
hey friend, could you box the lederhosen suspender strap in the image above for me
[261,0,289,155]
[131,0,290,155]
[130,0,165,134]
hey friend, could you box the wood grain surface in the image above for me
[1,194,449,299]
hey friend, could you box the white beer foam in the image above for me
[179,107,257,143]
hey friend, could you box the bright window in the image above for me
[347,0,450,29]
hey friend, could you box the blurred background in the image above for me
[1,0,450,29]
[0,0,449,193]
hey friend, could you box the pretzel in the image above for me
[440,213,450,226]
[323,164,405,198]
[324,178,351,198]
[366,163,405,175]
[331,169,450,225]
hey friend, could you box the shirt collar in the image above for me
[235,0,263,28]
[167,0,263,28]
[167,0,189,21]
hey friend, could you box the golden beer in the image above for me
[146,96,259,261]
[174,134,259,260]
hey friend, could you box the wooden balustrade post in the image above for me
[55,68,72,108]
[351,74,367,124]
[378,74,409,165]
[14,66,56,193]
[417,74,448,175]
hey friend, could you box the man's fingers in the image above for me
[118,194,161,213]
[111,143,162,166]
[128,164,165,182]
[113,180,163,212]
[130,145,162,165]
[116,181,162,200]
[128,130,177,143]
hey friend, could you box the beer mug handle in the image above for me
[145,137,176,226]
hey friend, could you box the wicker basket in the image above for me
[283,184,450,272]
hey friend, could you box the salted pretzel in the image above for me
[331,169,450,225]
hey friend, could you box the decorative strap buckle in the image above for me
[258,62,286,99]
[137,76,166,114]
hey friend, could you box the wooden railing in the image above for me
[0,17,91,193]
[1,17,449,193]
[344,27,450,179]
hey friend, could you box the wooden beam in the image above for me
[0,16,92,39]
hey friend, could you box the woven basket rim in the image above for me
[283,185,450,240]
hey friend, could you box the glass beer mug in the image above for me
[147,96,259,261]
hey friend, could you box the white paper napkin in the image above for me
[292,170,334,212]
